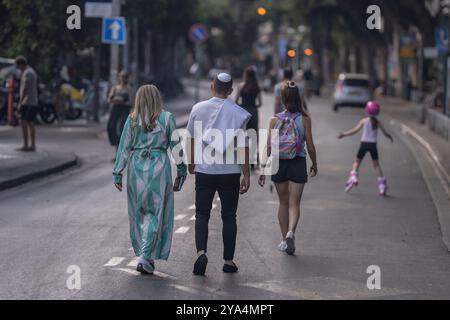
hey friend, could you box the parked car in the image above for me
[333,73,372,111]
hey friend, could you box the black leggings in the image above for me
[195,173,241,261]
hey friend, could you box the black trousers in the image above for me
[195,173,241,261]
[107,105,131,147]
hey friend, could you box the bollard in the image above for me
[7,77,15,125]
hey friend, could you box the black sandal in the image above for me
[223,263,239,274]
[193,254,208,276]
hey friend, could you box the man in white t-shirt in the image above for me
[187,73,251,276]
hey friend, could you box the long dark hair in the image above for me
[281,81,308,116]
[242,67,261,94]
[370,116,379,130]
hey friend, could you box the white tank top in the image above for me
[361,118,378,143]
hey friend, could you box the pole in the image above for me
[195,44,201,103]
[110,0,121,86]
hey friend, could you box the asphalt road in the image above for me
[1,93,450,300]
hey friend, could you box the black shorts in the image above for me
[357,142,379,161]
[20,105,39,122]
[271,157,308,184]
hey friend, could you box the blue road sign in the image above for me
[435,27,448,55]
[189,24,209,45]
[102,17,126,45]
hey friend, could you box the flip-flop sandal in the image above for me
[193,254,208,276]
[223,263,239,274]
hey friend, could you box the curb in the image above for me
[390,119,450,252]
[0,155,79,192]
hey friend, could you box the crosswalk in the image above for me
[104,198,223,277]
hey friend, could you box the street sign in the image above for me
[102,17,126,45]
[435,27,449,55]
[189,24,209,45]
[424,47,439,59]
[85,0,112,18]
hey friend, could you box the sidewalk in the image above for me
[380,96,450,250]
[0,144,78,191]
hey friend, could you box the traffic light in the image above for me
[304,48,313,56]
[257,7,267,16]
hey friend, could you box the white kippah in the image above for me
[217,73,232,83]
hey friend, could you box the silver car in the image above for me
[333,73,372,111]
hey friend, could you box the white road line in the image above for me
[127,257,139,267]
[104,257,126,267]
[175,226,190,234]
[175,214,188,221]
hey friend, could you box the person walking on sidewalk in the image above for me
[259,81,318,256]
[338,101,394,196]
[187,73,251,276]
[235,67,262,170]
[108,70,135,151]
[15,56,39,152]
[113,85,187,275]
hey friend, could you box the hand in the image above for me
[114,183,123,192]
[310,165,318,178]
[173,175,186,192]
[188,164,196,175]
[258,175,266,187]
[240,174,250,195]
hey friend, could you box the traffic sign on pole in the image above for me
[102,17,127,45]
[189,24,209,45]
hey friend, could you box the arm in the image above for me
[303,116,318,177]
[19,77,28,109]
[256,91,262,108]
[168,113,187,178]
[274,96,282,114]
[338,119,365,139]
[107,86,116,104]
[258,117,277,187]
[113,117,133,191]
[186,111,196,175]
[234,84,243,105]
[379,121,394,143]
[238,146,250,194]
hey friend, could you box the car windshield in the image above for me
[343,79,369,87]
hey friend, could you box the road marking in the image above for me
[175,214,188,221]
[104,257,126,267]
[392,119,450,197]
[113,268,140,276]
[175,226,190,234]
[127,257,139,267]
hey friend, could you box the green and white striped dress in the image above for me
[113,111,187,261]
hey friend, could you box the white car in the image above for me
[333,73,372,111]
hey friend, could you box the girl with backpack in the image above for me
[259,81,318,256]
[338,101,393,196]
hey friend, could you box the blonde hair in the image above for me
[131,85,163,132]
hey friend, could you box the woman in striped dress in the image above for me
[113,85,187,275]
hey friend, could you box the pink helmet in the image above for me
[365,101,381,116]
